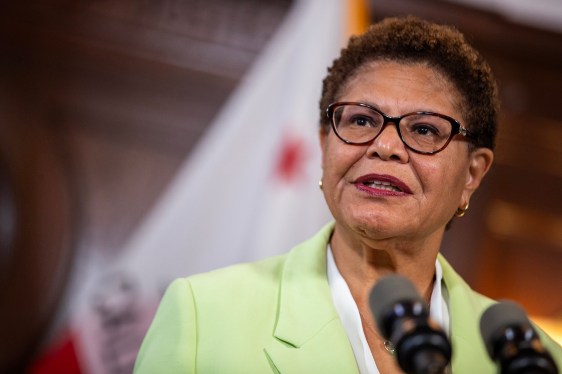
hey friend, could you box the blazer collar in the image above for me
[264,222,359,373]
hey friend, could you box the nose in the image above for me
[365,121,409,162]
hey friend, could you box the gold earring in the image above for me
[455,202,470,217]
[319,179,323,190]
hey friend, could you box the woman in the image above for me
[134,17,562,373]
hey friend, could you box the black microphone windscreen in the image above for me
[479,301,531,357]
[369,274,424,330]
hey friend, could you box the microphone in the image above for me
[369,274,451,374]
[479,301,559,374]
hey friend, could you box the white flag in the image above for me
[116,0,345,279]
[67,0,351,372]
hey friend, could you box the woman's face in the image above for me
[319,61,493,244]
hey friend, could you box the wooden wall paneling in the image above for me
[481,192,562,316]
[0,0,292,370]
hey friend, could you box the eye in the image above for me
[350,115,374,127]
[411,123,440,136]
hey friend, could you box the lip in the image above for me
[353,173,412,196]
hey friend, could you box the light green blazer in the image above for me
[135,223,562,373]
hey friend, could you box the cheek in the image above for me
[417,156,468,201]
[322,139,363,181]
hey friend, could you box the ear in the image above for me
[462,147,494,202]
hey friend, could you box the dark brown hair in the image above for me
[319,16,499,150]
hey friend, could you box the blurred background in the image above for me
[1,0,561,372]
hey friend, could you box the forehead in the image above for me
[338,60,463,115]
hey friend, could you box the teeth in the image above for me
[363,181,401,192]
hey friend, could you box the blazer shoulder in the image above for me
[134,278,197,373]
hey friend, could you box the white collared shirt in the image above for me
[327,246,450,374]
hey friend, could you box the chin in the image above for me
[346,214,397,238]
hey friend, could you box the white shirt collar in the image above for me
[327,245,450,374]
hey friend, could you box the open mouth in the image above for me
[354,174,411,194]
[361,180,402,192]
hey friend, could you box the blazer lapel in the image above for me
[264,223,359,373]
[438,255,496,373]
[264,319,357,373]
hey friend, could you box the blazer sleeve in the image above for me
[134,278,197,373]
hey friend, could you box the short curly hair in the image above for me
[319,16,499,150]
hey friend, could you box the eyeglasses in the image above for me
[326,102,474,154]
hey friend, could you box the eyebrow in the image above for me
[350,100,445,116]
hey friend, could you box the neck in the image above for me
[330,224,442,310]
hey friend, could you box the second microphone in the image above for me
[369,274,452,374]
